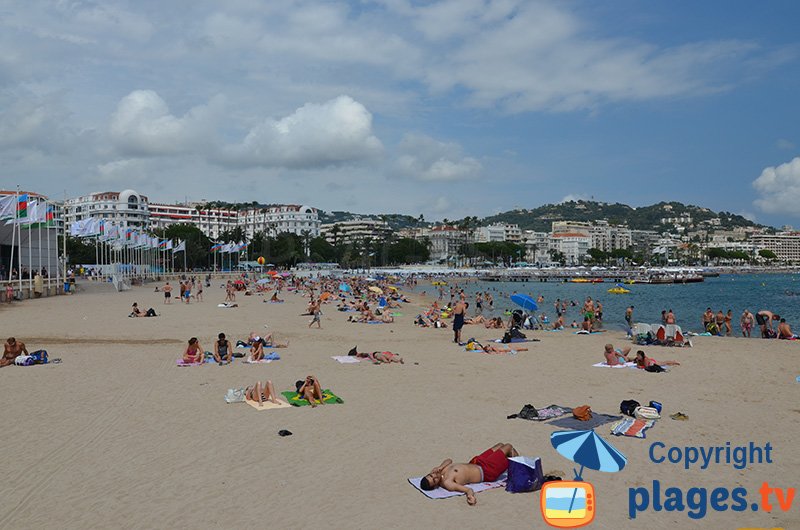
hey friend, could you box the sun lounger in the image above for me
[408,473,507,499]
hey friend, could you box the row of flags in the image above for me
[69,218,186,253]
[210,241,248,253]
[0,194,55,228]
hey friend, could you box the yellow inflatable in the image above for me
[607,287,630,294]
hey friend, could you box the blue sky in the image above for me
[1,0,799,227]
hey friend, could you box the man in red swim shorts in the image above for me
[419,442,518,505]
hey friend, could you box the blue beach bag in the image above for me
[505,456,544,493]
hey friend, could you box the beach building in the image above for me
[551,232,591,265]
[64,189,149,229]
[751,232,800,262]
[473,224,507,243]
[320,218,391,246]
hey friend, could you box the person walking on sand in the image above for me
[163,282,173,304]
[419,443,520,505]
[308,301,322,329]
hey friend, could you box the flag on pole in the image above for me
[173,240,186,253]
[210,243,222,252]
[0,194,16,220]
[167,239,174,251]
[17,194,28,219]
[159,239,169,250]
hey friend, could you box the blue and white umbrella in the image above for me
[510,293,538,312]
[550,429,626,512]
[339,283,351,293]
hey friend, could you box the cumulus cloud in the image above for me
[0,90,82,153]
[560,194,589,203]
[753,157,800,215]
[216,95,383,169]
[394,134,482,181]
[109,90,224,156]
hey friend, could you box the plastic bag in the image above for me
[224,388,246,403]
[505,456,543,493]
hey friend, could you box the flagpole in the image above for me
[46,200,51,291]
[37,201,42,284]
[9,188,17,282]
[62,190,67,291]
[27,207,32,294]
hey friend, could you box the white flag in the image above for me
[172,240,185,253]
[0,194,15,220]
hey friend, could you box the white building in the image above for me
[474,224,507,243]
[522,231,551,264]
[751,232,800,262]
[148,203,239,240]
[551,232,591,265]
[424,225,467,263]
[64,189,149,229]
[320,219,391,246]
[238,205,320,239]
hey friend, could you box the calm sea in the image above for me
[417,274,800,333]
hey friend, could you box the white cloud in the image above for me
[0,90,82,153]
[109,90,224,156]
[217,95,383,169]
[753,157,800,215]
[394,134,482,181]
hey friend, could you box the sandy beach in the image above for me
[1,279,798,529]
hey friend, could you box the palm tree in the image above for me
[300,229,312,259]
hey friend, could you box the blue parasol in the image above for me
[510,293,538,312]
[550,429,626,512]
[339,283,351,293]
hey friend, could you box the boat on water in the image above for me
[608,287,630,294]
[570,278,591,283]
[622,279,635,284]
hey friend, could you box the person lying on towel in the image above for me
[420,443,519,505]
[296,375,324,407]
[603,344,632,366]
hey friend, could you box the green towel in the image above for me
[281,389,344,407]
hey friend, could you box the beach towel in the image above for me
[492,338,538,343]
[592,361,637,369]
[408,473,507,499]
[176,359,203,367]
[610,418,656,438]
[245,398,291,411]
[217,303,238,308]
[281,390,344,406]
[331,356,361,364]
[575,330,605,334]
[548,412,623,430]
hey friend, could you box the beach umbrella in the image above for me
[280,272,291,277]
[267,270,278,276]
[510,293,538,312]
[339,283,351,292]
[368,286,383,294]
[256,278,271,284]
[550,430,627,512]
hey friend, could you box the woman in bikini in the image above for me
[245,380,279,405]
[183,337,204,364]
[633,350,680,368]
[296,375,325,407]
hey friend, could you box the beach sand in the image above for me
[1,280,798,529]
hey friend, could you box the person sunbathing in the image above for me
[465,315,486,325]
[420,443,519,505]
[245,380,279,405]
[482,317,504,329]
[480,343,528,354]
[552,315,564,330]
[248,331,289,348]
[604,344,632,366]
[1,337,28,367]
[183,337,204,364]
[350,347,404,364]
[380,313,395,323]
[633,350,679,369]
[213,332,233,365]
[296,375,324,407]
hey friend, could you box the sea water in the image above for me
[420,273,800,333]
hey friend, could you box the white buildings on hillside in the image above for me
[149,203,238,239]
[551,232,591,265]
